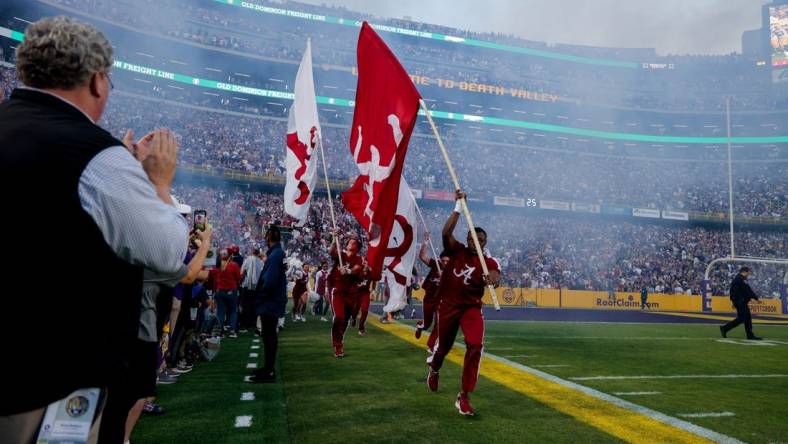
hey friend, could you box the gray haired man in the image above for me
[0,17,188,443]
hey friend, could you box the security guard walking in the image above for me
[719,267,762,340]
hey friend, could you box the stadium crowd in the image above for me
[95,92,788,218]
[169,184,786,297]
[43,0,775,112]
[5,65,782,217]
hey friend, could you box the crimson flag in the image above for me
[341,22,422,279]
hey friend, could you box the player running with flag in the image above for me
[328,231,363,357]
[427,190,501,416]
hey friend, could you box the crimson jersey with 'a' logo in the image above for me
[422,259,442,304]
[437,242,500,306]
[330,251,363,298]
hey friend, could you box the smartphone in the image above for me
[204,247,218,269]
[194,210,207,232]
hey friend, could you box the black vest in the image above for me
[0,89,143,414]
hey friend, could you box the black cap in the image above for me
[739,266,751,273]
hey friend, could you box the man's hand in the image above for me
[141,129,178,202]
[424,232,430,241]
[455,189,466,201]
[484,270,502,288]
[196,223,213,244]
[122,129,155,162]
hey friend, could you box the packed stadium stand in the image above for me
[1,0,785,297]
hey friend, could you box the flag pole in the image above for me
[418,99,500,310]
[317,133,343,269]
[411,191,441,274]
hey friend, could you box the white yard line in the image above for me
[252,339,260,343]
[716,339,777,347]
[243,376,252,382]
[487,335,712,341]
[571,374,788,381]
[251,345,260,349]
[483,354,743,444]
[485,320,734,326]
[678,412,735,418]
[234,416,253,428]
[249,353,259,358]
[240,392,255,401]
[613,391,661,396]
[246,363,257,369]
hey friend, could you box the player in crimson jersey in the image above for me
[427,190,501,416]
[328,230,363,357]
[415,232,450,354]
[351,259,373,336]
[312,261,330,321]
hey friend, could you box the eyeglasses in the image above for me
[104,71,114,91]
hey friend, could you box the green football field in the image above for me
[134,312,788,444]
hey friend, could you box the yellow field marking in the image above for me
[650,311,788,325]
[372,318,735,444]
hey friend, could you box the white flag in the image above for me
[284,39,321,224]
[382,178,420,313]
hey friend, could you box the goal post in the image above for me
[701,256,788,314]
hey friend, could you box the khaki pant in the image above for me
[0,407,45,444]
[0,400,103,444]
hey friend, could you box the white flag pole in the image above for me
[418,99,500,310]
[411,191,441,274]
[317,133,343,269]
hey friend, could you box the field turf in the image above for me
[134,311,788,443]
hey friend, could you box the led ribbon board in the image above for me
[3,27,787,145]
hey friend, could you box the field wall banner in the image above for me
[603,205,632,216]
[423,190,455,201]
[479,289,700,311]
[416,287,781,314]
[494,196,526,208]
[709,296,782,315]
[662,210,689,221]
[633,208,661,218]
[571,203,601,213]
[559,291,701,312]
[782,284,788,315]
[540,200,571,211]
